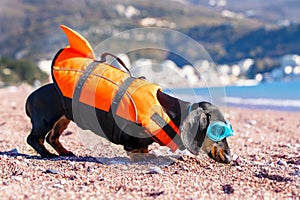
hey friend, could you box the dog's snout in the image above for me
[209,142,232,164]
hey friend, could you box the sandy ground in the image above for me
[0,85,299,199]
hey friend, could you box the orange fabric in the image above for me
[52,25,180,151]
[60,25,95,59]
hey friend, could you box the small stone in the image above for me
[45,169,61,174]
[232,154,239,161]
[222,184,234,194]
[87,166,94,172]
[11,102,17,109]
[277,160,288,166]
[79,185,89,190]
[37,167,45,171]
[232,154,241,165]
[293,166,300,171]
[68,161,76,166]
[236,166,243,171]
[59,179,67,185]
[151,150,163,157]
[290,170,300,176]
[15,160,21,165]
[267,162,275,167]
[247,138,254,143]
[173,170,180,175]
[53,184,64,189]
[16,156,23,160]
[12,176,22,181]
[180,165,189,171]
[244,124,252,129]
[12,171,23,176]
[147,167,163,174]
[247,120,257,125]
[69,175,77,180]
[80,164,86,169]
[250,161,259,165]
[204,165,213,170]
[120,165,128,170]
[146,191,164,197]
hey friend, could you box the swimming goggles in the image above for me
[206,121,234,142]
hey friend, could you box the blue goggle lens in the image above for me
[206,121,234,142]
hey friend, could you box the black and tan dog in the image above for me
[25,25,233,163]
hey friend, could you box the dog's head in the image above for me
[180,102,234,163]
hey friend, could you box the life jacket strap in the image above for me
[110,76,136,121]
[98,52,133,77]
[151,112,183,149]
[72,61,98,124]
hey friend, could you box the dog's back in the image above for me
[26,84,63,118]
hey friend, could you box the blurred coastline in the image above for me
[166,80,300,112]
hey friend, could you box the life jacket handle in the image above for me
[95,52,133,77]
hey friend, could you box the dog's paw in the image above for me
[60,151,76,157]
[42,152,59,159]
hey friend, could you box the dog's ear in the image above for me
[180,107,209,155]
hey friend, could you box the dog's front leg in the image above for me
[46,117,75,157]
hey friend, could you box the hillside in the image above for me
[188,0,300,25]
[1,0,300,85]
[184,23,300,64]
[0,0,262,61]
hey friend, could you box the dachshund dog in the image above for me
[26,83,233,163]
[25,25,233,163]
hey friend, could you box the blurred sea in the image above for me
[165,80,300,112]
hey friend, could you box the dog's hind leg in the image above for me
[46,116,75,157]
[26,84,68,158]
[26,116,58,158]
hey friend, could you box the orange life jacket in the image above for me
[52,25,180,151]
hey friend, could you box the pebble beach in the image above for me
[0,86,299,199]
